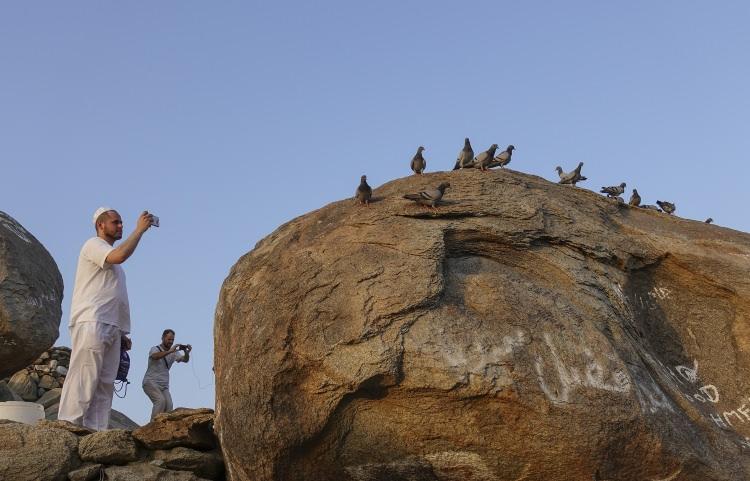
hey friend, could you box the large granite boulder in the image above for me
[214,170,750,481]
[0,211,63,378]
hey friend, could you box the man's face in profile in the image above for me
[99,211,123,241]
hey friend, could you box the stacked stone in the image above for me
[0,408,225,481]
[0,346,71,418]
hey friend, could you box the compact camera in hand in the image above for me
[175,344,187,351]
[150,215,160,227]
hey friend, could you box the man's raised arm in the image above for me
[106,211,153,265]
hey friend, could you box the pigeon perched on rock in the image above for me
[355,175,372,205]
[403,182,450,208]
[629,189,641,206]
[640,204,662,211]
[453,138,474,170]
[600,182,626,198]
[556,162,587,186]
[473,144,500,171]
[485,145,516,169]
[656,200,676,215]
[705,218,714,224]
[411,146,426,175]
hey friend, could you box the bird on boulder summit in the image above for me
[453,138,474,170]
[640,204,662,211]
[403,183,450,209]
[410,146,426,175]
[629,189,641,206]
[600,182,626,198]
[473,144,500,171]
[486,145,515,169]
[355,175,372,206]
[656,200,676,215]
[556,162,587,186]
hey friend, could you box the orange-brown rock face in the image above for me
[214,169,750,481]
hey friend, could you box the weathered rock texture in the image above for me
[133,407,217,450]
[0,421,80,481]
[214,169,750,481]
[0,211,63,378]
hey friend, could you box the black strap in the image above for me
[156,345,169,369]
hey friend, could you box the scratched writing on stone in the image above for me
[658,358,750,443]
[613,283,672,311]
[534,332,630,404]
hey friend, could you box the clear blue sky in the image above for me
[2,2,749,424]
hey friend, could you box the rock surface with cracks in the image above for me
[0,211,63,379]
[214,169,750,481]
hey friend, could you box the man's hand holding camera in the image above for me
[171,343,192,363]
[172,344,192,353]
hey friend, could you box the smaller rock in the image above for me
[153,447,225,480]
[0,380,23,401]
[37,419,94,436]
[29,371,39,383]
[0,422,80,481]
[39,374,55,389]
[48,359,58,369]
[45,403,59,420]
[133,408,216,451]
[56,366,68,376]
[36,387,62,409]
[108,409,140,430]
[78,429,140,465]
[67,463,103,481]
[7,370,38,401]
[104,464,207,481]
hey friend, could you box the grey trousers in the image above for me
[142,381,173,420]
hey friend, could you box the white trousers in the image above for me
[142,381,173,420]
[58,322,122,431]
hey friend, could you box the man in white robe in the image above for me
[58,207,154,430]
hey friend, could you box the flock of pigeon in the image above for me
[354,138,712,223]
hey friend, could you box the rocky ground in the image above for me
[0,407,223,481]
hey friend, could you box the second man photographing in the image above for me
[142,329,192,420]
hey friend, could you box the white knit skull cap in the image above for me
[92,206,115,225]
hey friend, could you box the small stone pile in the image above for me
[1,346,70,417]
[0,408,224,481]
[0,346,137,429]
